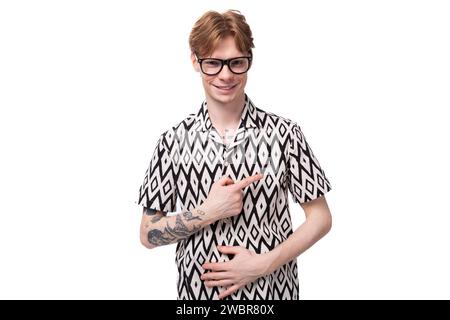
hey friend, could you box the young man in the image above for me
[136,9,332,300]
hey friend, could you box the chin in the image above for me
[211,93,236,103]
[208,86,243,103]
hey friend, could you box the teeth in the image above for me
[216,85,235,89]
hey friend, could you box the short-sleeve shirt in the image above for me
[136,93,332,299]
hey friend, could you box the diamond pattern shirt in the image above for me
[136,93,332,299]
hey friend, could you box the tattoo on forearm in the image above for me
[195,208,207,216]
[144,208,157,216]
[147,210,204,247]
[151,215,164,223]
[144,208,166,223]
[182,211,201,221]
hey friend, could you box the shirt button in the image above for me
[223,160,229,166]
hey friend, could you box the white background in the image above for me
[1,0,449,299]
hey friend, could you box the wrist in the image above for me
[259,245,284,276]
[195,203,219,226]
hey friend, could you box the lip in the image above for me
[213,84,238,93]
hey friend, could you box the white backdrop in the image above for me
[1,0,449,299]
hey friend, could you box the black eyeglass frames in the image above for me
[195,54,252,76]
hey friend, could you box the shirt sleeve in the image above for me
[135,131,178,212]
[287,121,332,203]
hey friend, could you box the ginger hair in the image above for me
[189,9,255,58]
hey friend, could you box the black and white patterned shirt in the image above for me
[136,93,332,299]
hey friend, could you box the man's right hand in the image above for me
[199,173,264,222]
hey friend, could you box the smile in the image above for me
[213,84,237,91]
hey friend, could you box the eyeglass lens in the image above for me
[201,58,250,75]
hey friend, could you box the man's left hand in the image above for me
[201,245,270,299]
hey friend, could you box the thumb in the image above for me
[217,175,234,186]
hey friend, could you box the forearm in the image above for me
[142,204,217,248]
[262,209,332,275]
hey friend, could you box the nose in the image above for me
[217,63,234,79]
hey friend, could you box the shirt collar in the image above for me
[194,93,260,132]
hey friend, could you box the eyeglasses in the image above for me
[195,54,252,76]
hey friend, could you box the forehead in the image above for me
[207,36,245,59]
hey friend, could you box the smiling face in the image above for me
[191,36,251,105]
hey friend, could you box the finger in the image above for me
[217,175,235,186]
[233,173,263,190]
[205,279,234,288]
[218,284,241,300]
[217,245,243,255]
[223,178,235,186]
[201,271,231,281]
[202,261,230,272]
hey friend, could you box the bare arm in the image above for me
[261,196,332,274]
[200,195,332,299]
[139,173,263,250]
[140,205,216,249]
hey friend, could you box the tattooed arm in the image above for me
[140,205,216,249]
[140,173,264,249]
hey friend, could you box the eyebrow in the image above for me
[206,55,247,59]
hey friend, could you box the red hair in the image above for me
[189,9,255,57]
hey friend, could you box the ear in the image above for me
[191,51,200,73]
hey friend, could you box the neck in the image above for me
[205,92,246,131]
